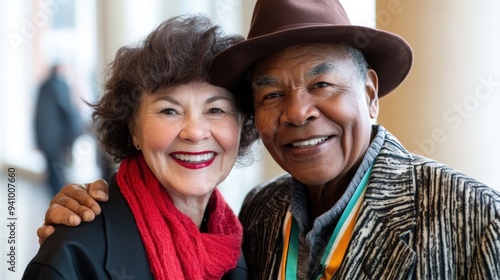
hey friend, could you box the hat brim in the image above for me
[209,24,413,98]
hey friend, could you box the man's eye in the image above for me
[312,82,330,89]
[264,92,282,100]
[160,108,177,115]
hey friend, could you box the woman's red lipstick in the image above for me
[170,151,216,169]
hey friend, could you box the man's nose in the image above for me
[280,91,320,126]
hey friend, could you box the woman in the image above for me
[23,14,258,280]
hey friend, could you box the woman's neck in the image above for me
[168,191,213,229]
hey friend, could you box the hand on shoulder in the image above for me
[37,179,110,244]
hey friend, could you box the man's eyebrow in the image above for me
[309,62,335,77]
[251,75,279,91]
[251,62,335,90]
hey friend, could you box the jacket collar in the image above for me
[335,129,417,278]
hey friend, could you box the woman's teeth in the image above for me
[173,153,214,163]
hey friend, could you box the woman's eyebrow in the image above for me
[151,95,180,105]
[205,96,232,104]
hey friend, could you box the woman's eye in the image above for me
[160,108,177,115]
[208,108,224,114]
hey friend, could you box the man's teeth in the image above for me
[292,137,328,148]
[173,153,214,163]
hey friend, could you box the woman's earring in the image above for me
[136,144,140,150]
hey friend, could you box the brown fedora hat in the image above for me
[209,0,413,98]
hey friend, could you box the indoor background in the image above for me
[1,1,499,279]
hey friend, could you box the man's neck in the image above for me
[305,127,377,219]
[306,167,358,220]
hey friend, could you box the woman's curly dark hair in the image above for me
[91,14,258,164]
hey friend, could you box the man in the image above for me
[39,0,500,279]
[35,64,83,196]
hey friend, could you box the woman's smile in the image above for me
[171,151,217,169]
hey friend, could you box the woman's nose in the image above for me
[179,115,211,142]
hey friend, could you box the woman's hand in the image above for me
[37,179,110,244]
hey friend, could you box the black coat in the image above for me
[23,175,248,279]
[34,73,82,158]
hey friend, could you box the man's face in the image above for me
[250,44,379,187]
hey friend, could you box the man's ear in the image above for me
[366,69,379,119]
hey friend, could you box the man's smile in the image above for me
[291,136,329,148]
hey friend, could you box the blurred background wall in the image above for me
[377,0,500,188]
[0,0,498,279]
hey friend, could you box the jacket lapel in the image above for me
[240,177,293,280]
[103,176,154,280]
[335,132,418,279]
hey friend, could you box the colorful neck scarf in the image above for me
[117,154,242,280]
[279,162,374,279]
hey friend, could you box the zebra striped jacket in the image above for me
[239,129,500,279]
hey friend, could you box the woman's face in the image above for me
[132,81,242,200]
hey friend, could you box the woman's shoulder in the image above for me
[23,210,108,279]
[23,174,150,279]
[222,253,248,280]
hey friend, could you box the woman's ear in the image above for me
[131,135,140,150]
[366,69,379,119]
[129,122,140,150]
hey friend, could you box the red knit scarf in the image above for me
[116,154,243,279]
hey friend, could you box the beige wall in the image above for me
[377,0,500,188]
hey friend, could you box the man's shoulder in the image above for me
[389,147,500,212]
[239,173,293,226]
[245,173,293,204]
[413,153,500,201]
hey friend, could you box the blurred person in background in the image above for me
[34,63,84,196]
